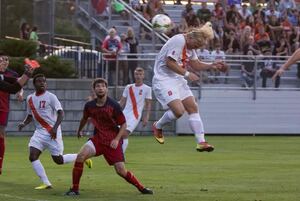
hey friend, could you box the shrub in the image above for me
[8,56,76,78]
[0,39,37,57]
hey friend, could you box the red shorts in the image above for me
[0,112,9,126]
[90,136,124,166]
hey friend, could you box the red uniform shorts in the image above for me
[0,112,9,126]
[90,136,124,165]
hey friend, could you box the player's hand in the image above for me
[77,131,84,139]
[49,128,57,139]
[18,122,26,131]
[142,118,148,127]
[16,93,24,102]
[110,139,119,149]
[186,72,200,82]
[272,68,284,80]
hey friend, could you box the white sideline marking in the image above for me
[0,193,49,201]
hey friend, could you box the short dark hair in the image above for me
[93,78,108,89]
[33,74,46,84]
[134,67,144,73]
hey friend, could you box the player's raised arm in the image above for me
[273,48,300,80]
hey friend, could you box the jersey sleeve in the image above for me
[122,85,129,98]
[49,94,63,111]
[83,102,90,120]
[145,86,152,100]
[166,38,184,61]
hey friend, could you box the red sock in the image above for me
[124,171,144,191]
[0,137,5,174]
[72,162,84,191]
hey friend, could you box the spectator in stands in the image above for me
[29,26,45,57]
[223,29,240,54]
[243,36,261,55]
[226,4,242,25]
[102,28,122,86]
[287,8,299,26]
[274,34,290,57]
[255,26,272,53]
[125,27,139,83]
[241,50,256,88]
[197,2,212,24]
[119,33,130,85]
[211,43,229,83]
[239,4,252,20]
[266,13,282,41]
[265,4,280,22]
[20,22,30,40]
[104,26,121,42]
[196,45,211,83]
[289,26,300,52]
[178,17,189,33]
[278,0,296,15]
[213,3,225,28]
[240,26,253,52]
[185,5,200,27]
[260,50,280,88]
[181,3,193,19]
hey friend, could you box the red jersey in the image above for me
[84,97,126,146]
[0,69,19,112]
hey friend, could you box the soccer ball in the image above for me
[151,14,172,34]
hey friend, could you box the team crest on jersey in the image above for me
[168,90,172,96]
[139,89,143,95]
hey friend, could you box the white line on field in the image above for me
[0,193,49,201]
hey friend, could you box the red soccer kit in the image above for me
[0,69,19,126]
[84,97,126,165]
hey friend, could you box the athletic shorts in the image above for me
[125,114,141,133]
[0,112,9,126]
[89,136,124,165]
[152,78,193,109]
[28,131,64,156]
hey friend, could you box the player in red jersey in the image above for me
[65,78,153,196]
[0,52,36,175]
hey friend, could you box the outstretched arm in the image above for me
[273,48,300,79]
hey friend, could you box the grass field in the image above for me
[0,136,299,201]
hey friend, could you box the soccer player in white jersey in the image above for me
[18,74,92,190]
[119,67,152,154]
[152,22,225,152]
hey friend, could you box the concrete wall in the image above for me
[7,79,300,135]
[7,79,175,136]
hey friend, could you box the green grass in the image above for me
[0,136,300,201]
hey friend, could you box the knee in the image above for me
[29,155,38,162]
[115,166,127,177]
[173,109,184,118]
[76,153,86,163]
[53,156,64,165]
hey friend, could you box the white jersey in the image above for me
[153,34,198,81]
[122,83,152,120]
[26,91,63,137]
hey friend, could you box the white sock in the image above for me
[31,160,51,186]
[122,138,129,153]
[156,110,177,129]
[188,113,206,143]
[63,154,77,164]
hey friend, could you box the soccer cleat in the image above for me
[84,159,93,169]
[64,189,80,196]
[139,187,153,194]
[152,122,164,144]
[34,184,52,190]
[196,142,214,152]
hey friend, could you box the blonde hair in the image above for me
[186,22,214,46]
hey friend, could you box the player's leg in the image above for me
[122,130,130,154]
[153,99,185,144]
[65,141,96,196]
[29,146,52,189]
[114,162,153,194]
[0,111,9,175]
[182,96,214,152]
[0,126,5,175]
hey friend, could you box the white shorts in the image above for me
[28,131,64,156]
[125,114,141,133]
[153,78,193,109]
